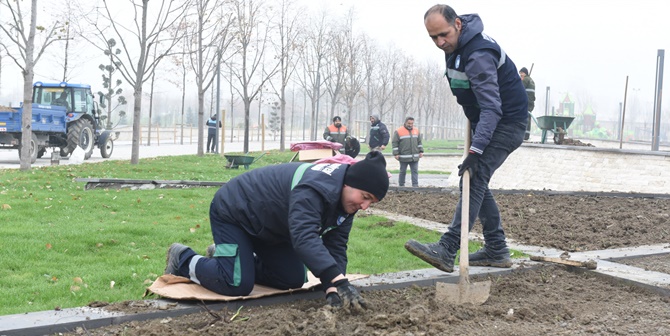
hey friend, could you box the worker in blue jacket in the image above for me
[165,151,389,311]
[405,5,527,273]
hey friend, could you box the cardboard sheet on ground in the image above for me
[146,272,368,301]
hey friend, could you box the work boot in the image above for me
[404,239,455,272]
[165,243,189,275]
[206,243,215,258]
[469,247,513,268]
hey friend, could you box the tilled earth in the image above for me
[63,191,670,335]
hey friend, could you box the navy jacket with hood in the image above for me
[444,14,528,154]
[368,115,390,148]
[210,162,353,285]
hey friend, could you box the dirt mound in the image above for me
[0,105,16,112]
[561,138,594,146]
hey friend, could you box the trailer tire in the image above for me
[18,133,39,164]
[99,132,114,158]
[67,119,95,160]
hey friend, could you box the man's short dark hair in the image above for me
[424,4,458,24]
[405,116,415,123]
[333,116,341,122]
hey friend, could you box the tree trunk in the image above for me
[243,99,251,153]
[280,86,286,151]
[197,88,205,155]
[19,0,38,171]
[131,86,143,164]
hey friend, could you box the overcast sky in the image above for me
[2,0,668,124]
[307,0,670,122]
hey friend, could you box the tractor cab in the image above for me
[32,82,98,118]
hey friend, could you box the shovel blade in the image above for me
[436,280,492,305]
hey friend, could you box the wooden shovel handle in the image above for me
[459,120,472,283]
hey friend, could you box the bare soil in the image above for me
[63,191,670,335]
[376,191,670,252]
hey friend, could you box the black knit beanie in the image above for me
[344,151,389,201]
[519,67,529,75]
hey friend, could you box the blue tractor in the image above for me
[0,82,114,163]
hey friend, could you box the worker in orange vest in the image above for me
[323,116,350,154]
[392,116,423,187]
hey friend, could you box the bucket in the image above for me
[50,150,60,166]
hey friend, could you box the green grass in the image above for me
[382,138,462,176]
[422,139,464,154]
[377,139,464,155]
[0,150,487,316]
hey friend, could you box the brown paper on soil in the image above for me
[146,272,368,301]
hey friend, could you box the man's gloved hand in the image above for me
[333,278,368,311]
[458,151,481,177]
[325,292,342,307]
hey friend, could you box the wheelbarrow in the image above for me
[534,115,575,144]
[224,152,266,169]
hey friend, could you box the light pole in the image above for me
[652,49,665,151]
[544,86,551,116]
[214,48,222,154]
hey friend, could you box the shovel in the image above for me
[436,123,491,305]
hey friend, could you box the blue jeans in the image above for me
[439,121,526,253]
[398,161,419,187]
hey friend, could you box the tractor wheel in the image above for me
[66,119,95,160]
[100,136,114,158]
[18,133,39,164]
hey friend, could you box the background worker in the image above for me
[323,116,350,154]
[368,114,389,152]
[206,115,221,153]
[392,116,424,187]
[405,4,527,272]
[165,151,390,311]
[519,67,536,140]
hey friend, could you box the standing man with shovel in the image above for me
[405,4,527,274]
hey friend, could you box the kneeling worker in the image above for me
[164,151,390,311]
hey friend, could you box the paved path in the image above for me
[0,140,282,169]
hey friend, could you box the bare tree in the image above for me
[55,21,72,82]
[416,62,434,133]
[267,0,302,151]
[340,15,367,133]
[375,46,399,122]
[296,10,330,140]
[395,54,417,125]
[361,35,378,121]
[166,35,191,145]
[322,26,347,124]
[227,0,279,153]
[81,0,191,164]
[187,0,234,155]
[0,0,65,170]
